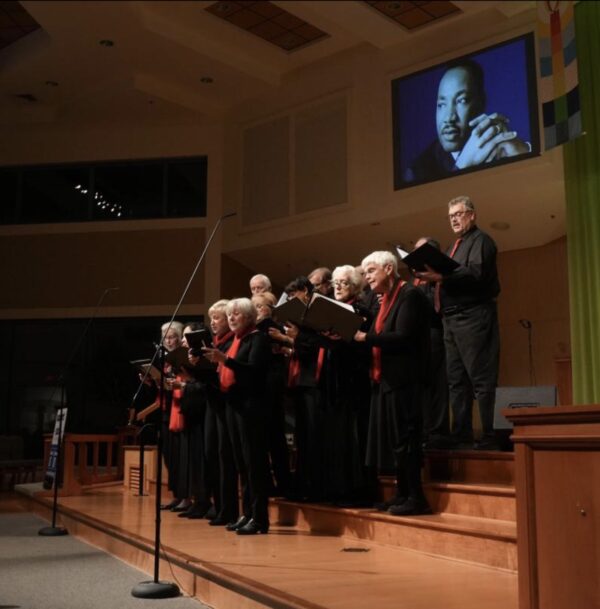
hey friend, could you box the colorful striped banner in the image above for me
[537,0,582,150]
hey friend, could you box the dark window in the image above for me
[93,163,163,221]
[0,169,18,223]
[1,157,208,225]
[167,158,208,218]
[21,166,90,223]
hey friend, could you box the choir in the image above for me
[136,249,458,534]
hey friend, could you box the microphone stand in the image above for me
[131,211,235,600]
[39,286,119,537]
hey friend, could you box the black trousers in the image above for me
[265,374,291,494]
[208,402,238,522]
[423,327,450,439]
[226,399,270,526]
[292,386,326,500]
[443,301,499,440]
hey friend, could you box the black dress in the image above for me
[364,281,431,500]
[222,330,271,527]
[322,301,374,504]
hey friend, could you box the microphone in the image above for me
[221,211,237,219]
[519,319,532,329]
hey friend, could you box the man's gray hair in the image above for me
[226,297,258,324]
[249,274,272,291]
[448,195,475,211]
[361,251,398,276]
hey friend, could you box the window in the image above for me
[1,157,208,225]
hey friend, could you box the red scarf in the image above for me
[213,330,234,349]
[219,326,256,392]
[288,345,326,388]
[371,279,405,383]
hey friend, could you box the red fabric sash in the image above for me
[371,279,405,383]
[287,344,326,388]
[434,238,462,313]
[169,375,185,432]
[219,326,255,392]
[213,330,234,348]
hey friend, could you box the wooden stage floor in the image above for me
[14,484,518,609]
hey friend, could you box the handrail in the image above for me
[42,426,138,496]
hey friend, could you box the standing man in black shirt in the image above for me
[417,196,500,450]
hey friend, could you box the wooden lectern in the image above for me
[505,404,600,609]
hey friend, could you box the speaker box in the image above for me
[493,385,557,430]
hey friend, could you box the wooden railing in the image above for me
[43,426,138,496]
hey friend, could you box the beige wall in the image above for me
[497,237,570,388]
[0,7,571,390]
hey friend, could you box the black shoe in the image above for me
[225,515,249,532]
[182,504,212,519]
[474,437,501,451]
[208,516,232,527]
[171,500,192,512]
[204,506,217,520]
[388,497,432,516]
[423,435,453,450]
[236,518,269,535]
[160,499,180,510]
[374,496,406,512]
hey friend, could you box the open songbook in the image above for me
[396,243,459,274]
[184,328,213,351]
[273,293,363,341]
[130,359,161,384]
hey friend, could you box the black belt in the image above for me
[442,301,493,316]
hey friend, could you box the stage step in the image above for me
[270,499,516,570]
[424,449,515,485]
[379,476,516,521]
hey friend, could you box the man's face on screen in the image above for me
[436,67,481,153]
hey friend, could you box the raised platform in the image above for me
[14,449,518,609]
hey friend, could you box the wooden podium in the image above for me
[505,404,600,609]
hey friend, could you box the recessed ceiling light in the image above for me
[200,76,214,84]
[99,39,114,47]
[45,80,59,87]
[490,221,510,231]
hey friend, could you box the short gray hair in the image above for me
[226,297,257,324]
[332,265,363,294]
[161,321,184,339]
[361,251,398,276]
[249,274,272,291]
[448,195,475,211]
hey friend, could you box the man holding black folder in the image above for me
[416,195,500,450]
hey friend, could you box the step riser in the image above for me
[425,454,515,485]
[271,503,517,571]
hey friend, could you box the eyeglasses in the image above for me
[448,210,472,220]
[333,279,351,288]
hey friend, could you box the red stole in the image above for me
[219,326,255,392]
[371,279,405,383]
[213,330,234,349]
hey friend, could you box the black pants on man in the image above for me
[443,301,499,445]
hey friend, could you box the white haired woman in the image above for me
[354,251,432,516]
[202,298,271,534]
[321,265,375,505]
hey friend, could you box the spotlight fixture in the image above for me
[99,39,114,47]
[200,76,214,84]
[45,80,59,87]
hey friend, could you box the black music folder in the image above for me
[130,359,161,383]
[397,243,459,274]
[273,294,363,341]
[165,346,191,372]
[272,297,306,328]
[303,294,363,341]
[184,329,213,351]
